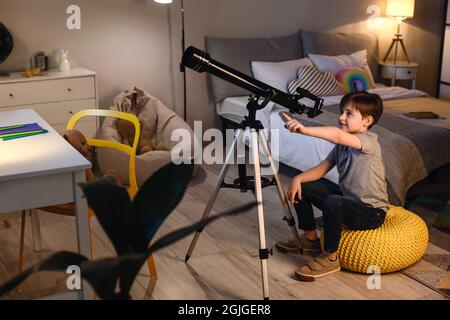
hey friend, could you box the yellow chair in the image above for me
[19,109,157,280]
[321,206,429,273]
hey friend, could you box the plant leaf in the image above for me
[128,163,194,252]
[0,251,87,297]
[0,202,257,300]
[79,254,146,300]
[147,202,257,256]
[79,178,132,255]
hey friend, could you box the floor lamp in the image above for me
[382,0,415,64]
[154,0,187,121]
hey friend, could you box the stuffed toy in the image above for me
[113,86,170,155]
[115,119,169,155]
[61,129,122,185]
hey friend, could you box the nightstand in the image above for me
[379,61,418,89]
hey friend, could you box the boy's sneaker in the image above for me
[275,235,322,255]
[295,253,341,282]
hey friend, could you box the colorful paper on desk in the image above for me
[0,123,48,141]
[0,123,43,136]
[2,130,49,141]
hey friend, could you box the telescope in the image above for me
[182,48,320,301]
[181,46,323,118]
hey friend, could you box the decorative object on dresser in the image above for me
[383,0,415,64]
[379,61,418,89]
[0,67,98,137]
[0,22,14,77]
[438,0,450,99]
[32,52,49,71]
[59,49,71,73]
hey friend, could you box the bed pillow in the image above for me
[251,58,313,92]
[308,50,375,88]
[288,65,344,97]
[335,67,371,93]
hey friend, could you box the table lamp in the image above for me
[383,0,415,64]
[154,0,187,121]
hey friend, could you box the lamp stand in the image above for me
[383,22,410,64]
[179,0,187,122]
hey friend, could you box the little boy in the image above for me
[278,91,389,281]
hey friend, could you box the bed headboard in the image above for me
[205,31,379,103]
[300,31,379,84]
[205,34,303,102]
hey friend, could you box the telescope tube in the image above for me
[181,46,322,117]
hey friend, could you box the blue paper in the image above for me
[0,123,44,136]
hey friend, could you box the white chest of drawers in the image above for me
[0,67,98,137]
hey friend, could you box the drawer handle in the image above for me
[9,93,13,97]
[408,71,411,74]
[67,88,72,92]
[69,111,73,114]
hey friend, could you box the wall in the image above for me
[174,0,446,128]
[1,0,446,129]
[0,0,175,112]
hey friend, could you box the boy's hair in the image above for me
[339,91,383,129]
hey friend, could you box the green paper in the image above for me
[2,130,48,141]
[0,129,46,139]
[0,124,27,132]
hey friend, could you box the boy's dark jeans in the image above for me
[294,178,387,253]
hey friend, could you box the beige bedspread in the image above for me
[384,97,450,123]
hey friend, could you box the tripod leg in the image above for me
[393,38,400,65]
[251,130,270,300]
[383,39,396,62]
[399,39,410,63]
[185,129,243,263]
[258,131,303,254]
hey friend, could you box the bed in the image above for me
[206,31,450,206]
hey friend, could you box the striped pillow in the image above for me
[288,65,344,97]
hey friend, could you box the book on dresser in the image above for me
[0,67,99,137]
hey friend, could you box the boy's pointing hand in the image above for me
[280,112,305,134]
[286,118,305,134]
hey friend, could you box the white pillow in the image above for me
[308,50,375,87]
[251,58,313,92]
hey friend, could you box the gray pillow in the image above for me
[300,31,379,82]
[205,34,303,102]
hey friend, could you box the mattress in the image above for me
[216,85,425,126]
[216,86,433,200]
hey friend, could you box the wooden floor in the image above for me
[0,164,447,300]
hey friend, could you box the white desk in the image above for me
[0,108,93,300]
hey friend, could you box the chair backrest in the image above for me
[66,109,140,197]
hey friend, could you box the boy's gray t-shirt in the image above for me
[325,131,389,211]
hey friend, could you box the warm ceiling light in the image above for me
[153,0,173,4]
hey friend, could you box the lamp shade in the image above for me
[386,0,415,18]
[154,0,173,3]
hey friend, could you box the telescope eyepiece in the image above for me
[182,46,211,73]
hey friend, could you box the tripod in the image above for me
[383,22,410,64]
[184,94,304,300]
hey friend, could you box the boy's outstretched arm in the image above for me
[282,112,362,150]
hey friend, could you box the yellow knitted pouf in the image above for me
[320,206,429,274]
